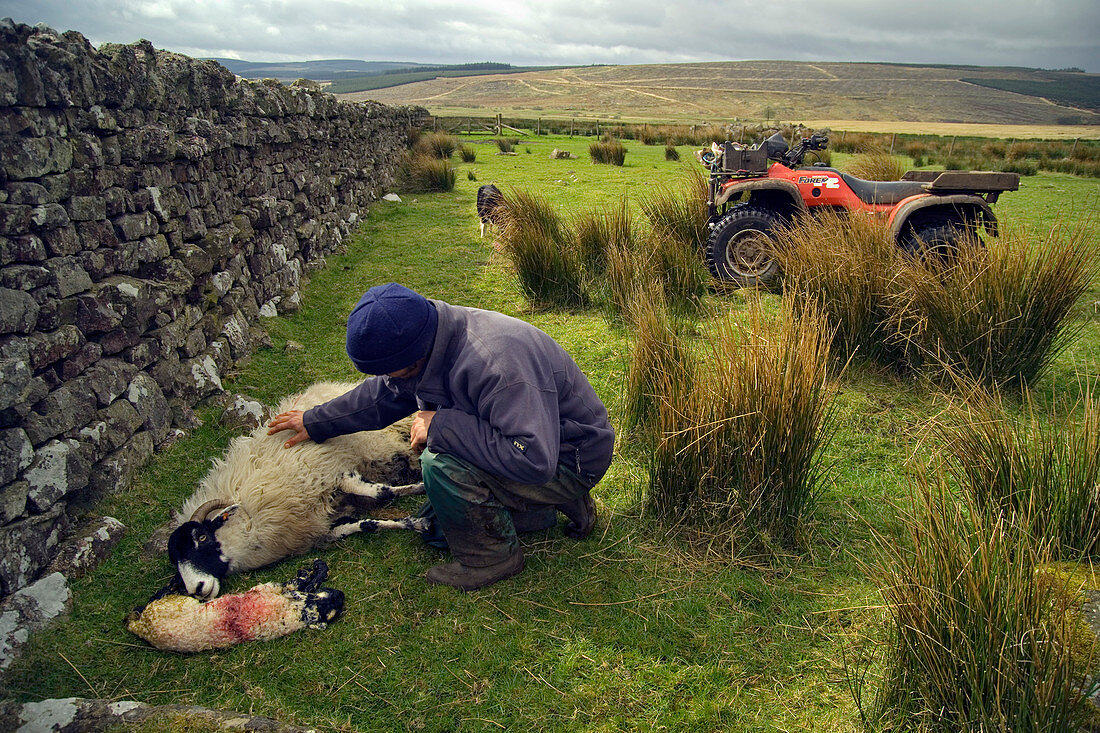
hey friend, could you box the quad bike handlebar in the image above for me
[772,131,829,167]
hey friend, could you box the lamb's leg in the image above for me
[338,472,425,503]
[328,516,431,540]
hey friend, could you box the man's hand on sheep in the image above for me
[410,410,435,454]
[268,409,311,448]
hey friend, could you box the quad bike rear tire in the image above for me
[900,213,981,261]
[704,204,782,286]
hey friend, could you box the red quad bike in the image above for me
[698,131,1020,286]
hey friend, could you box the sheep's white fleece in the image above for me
[175,381,416,573]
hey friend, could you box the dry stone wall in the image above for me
[0,20,426,597]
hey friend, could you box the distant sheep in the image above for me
[129,559,343,653]
[476,183,506,237]
[167,381,427,599]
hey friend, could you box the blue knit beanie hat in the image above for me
[345,283,438,375]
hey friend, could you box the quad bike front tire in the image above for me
[704,204,782,286]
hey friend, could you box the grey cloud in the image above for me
[1,0,1095,70]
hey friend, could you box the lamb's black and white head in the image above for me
[166,500,243,600]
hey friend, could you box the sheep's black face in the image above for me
[167,520,230,600]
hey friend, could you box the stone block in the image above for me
[67,195,106,222]
[0,507,68,596]
[111,210,158,240]
[0,287,39,334]
[0,571,71,669]
[22,380,97,444]
[0,358,33,412]
[26,324,82,369]
[0,428,33,485]
[0,234,47,265]
[30,203,69,230]
[46,515,126,581]
[127,372,171,445]
[0,480,28,524]
[87,429,152,496]
[25,438,89,513]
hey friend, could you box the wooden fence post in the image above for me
[537,118,541,136]
[570,118,574,137]
[948,136,956,156]
[889,133,896,154]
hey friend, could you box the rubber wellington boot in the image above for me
[425,549,524,591]
[558,491,596,539]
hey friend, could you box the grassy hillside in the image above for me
[344,60,1100,127]
[3,134,1098,731]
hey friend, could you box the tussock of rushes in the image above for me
[643,302,836,556]
[936,384,1100,558]
[857,482,1100,731]
[415,131,457,159]
[639,167,709,250]
[776,210,901,364]
[498,189,588,309]
[458,144,476,163]
[603,233,648,319]
[646,228,708,313]
[573,196,634,277]
[664,145,680,161]
[888,224,1098,390]
[844,149,908,181]
[621,284,695,443]
[589,138,626,165]
[401,153,456,192]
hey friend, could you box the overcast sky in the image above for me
[3,0,1097,72]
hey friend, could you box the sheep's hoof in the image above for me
[293,559,329,592]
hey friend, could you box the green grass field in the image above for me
[3,135,1099,732]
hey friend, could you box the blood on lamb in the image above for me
[166,381,428,600]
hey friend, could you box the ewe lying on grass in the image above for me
[166,381,428,600]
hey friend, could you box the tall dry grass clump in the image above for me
[844,149,908,181]
[399,153,456,192]
[935,385,1100,558]
[887,225,1098,390]
[776,211,902,365]
[639,167,710,251]
[573,196,634,277]
[643,303,836,557]
[852,481,1100,731]
[621,285,696,443]
[414,131,458,159]
[498,189,587,309]
[574,197,706,320]
[589,137,626,166]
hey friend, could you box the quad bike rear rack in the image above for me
[901,170,1020,202]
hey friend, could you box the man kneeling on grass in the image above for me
[267,282,615,590]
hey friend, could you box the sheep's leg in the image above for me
[328,516,431,540]
[338,472,425,503]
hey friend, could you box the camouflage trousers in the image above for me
[417,449,590,567]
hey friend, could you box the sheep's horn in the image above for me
[190,499,232,523]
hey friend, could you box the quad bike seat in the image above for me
[836,171,927,205]
[806,168,928,205]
